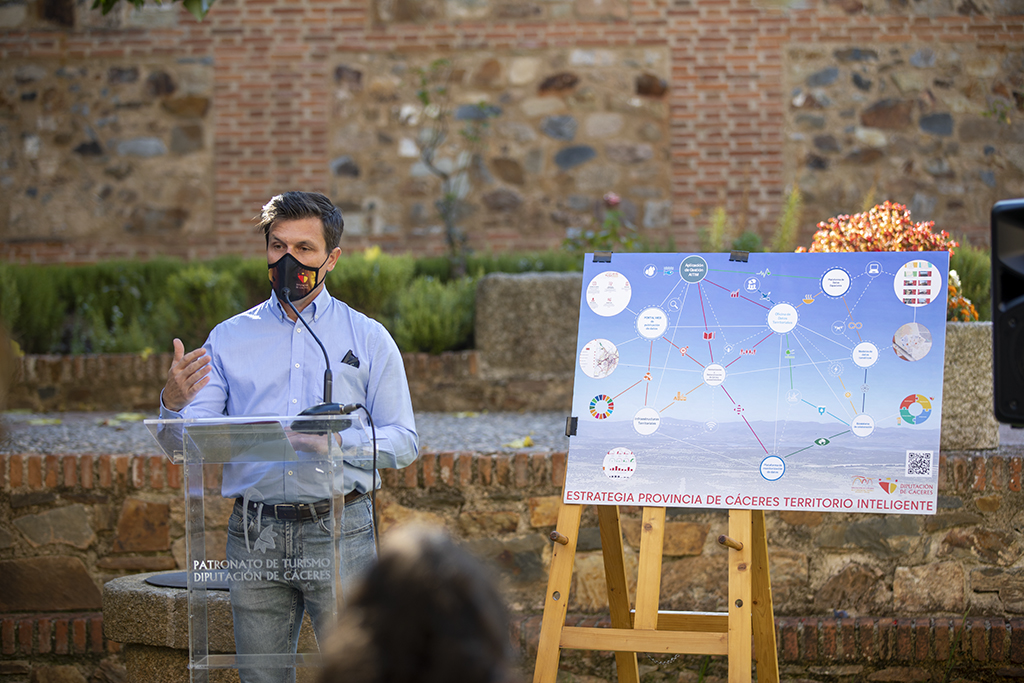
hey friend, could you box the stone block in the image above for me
[942,323,999,450]
[114,498,170,552]
[554,146,597,170]
[0,557,101,611]
[376,498,446,534]
[475,273,582,380]
[29,665,87,683]
[621,520,709,556]
[814,563,887,616]
[940,526,1021,566]
[458,510,520,536]
[571,549,637,612]
[971,567,1024,612]
[584,113,624,138]
[893,561,965,613]
[528,496,562,527]
[12,504,95,549]
[860,98,913,130]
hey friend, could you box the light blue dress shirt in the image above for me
[160,287,419,504]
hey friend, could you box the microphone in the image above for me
[282,287,348,434]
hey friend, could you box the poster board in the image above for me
[565,251,949,515]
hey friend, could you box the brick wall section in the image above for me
[2,3,1022,262]
[0,614,118,658]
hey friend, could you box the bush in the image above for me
[949,241,991,322]
[329,248,416,319]
[155,265,245,351]
[388,277,476,354]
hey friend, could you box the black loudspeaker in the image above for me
[992,198,1024,424]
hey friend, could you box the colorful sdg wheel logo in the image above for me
[590,394,614,420]
[899,394,932,425]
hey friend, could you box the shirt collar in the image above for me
[270,286,332,323]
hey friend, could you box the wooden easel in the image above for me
[532,502,779,683]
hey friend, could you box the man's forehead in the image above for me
[268,217,326,247]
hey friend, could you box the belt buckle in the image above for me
[274,503,295,520]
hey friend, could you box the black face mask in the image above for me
[268,252,330,302]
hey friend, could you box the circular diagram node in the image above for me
[703,363,726,386]
[760,456,786,481]
[680,255,708,284]
[586,271,631,317]
[894,259,940,307]
[579,339,619,379]
[852,414,875,437]
[900,394,933,425]
[637,307,669,339]
[821,267,852,297]
[893,322,933,361]
[602,447,636,479]
[590,394,614,420]
[633,407,661,435]
[852,341,879,368]
[768,303,798,334]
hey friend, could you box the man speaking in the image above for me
[159,191,419,683]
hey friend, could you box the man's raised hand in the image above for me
[162,338,211,412]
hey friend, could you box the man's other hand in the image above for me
[163,338,211,412]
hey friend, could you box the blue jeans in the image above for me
[226,494,376,683]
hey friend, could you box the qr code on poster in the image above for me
[905,450,934,476]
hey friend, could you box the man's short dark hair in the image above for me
[257,191,344,251]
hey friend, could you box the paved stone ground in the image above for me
[0,410,572,455]
[2,409,1021,456]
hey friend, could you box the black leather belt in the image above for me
[236,491,366,521]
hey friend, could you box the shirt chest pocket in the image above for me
[331,361,366,403]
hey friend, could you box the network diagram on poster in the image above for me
[564,252,949,515]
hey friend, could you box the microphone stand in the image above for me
[282,287,381,548]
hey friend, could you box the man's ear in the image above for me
[325,247,342,272]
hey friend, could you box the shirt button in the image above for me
[295,363,300,368]
[292,399,298,404]
[288,470,293,476]
[296,328,302,333]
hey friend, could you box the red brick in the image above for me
[478,455,493,486]
[879,619,895,660]
[915,618,930,661]
[532,454,548,485]
[90,617,104,653]
[167,462,182,489]
[115,456,129,486]
[896,619,913,660]
[99,455,112,488]
[0,454,5,489]
[1011,458,1022,493]
[802,618,818,662]
[858,618,876,659]
[131,457,145,488]
[421,452,437,488]
[37,618,51,654]
[27,456,43,489]
[974,459,987,491]
[456,453,473,487]
[993,619,1007,662]
[551,452,567,487]
[54,619,68,655]
[495,455,510,486]
[438,452,454,486]
[821,619,837,660]
[17,618,32,655]
[149,456,165,488]
[841,619,856,660]
[1010,619,1024,663]
[514,453,529,488]
[45,455,59,488]
[9,455,22,488]
[108,640,121,653]
[972,618,989,662]
[2,618,15,655]
[63,456,77,488]
[72,618,87,654]
[935,618,952,662]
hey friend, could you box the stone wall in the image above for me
[3,448,1024,681]
[2,0,1022,264]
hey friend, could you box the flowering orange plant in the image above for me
[798,201,976,321]
[796,201,958,254]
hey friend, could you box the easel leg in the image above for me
[751,510,779,683]
[597,506,639,683]
[634,507,666,630]
[533,503,583,683]
[728,510,753,683]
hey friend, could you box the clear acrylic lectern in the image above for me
[145,414,367,683]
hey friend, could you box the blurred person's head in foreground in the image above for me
[319,526,516,683]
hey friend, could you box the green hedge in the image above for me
[0,250,568,356]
